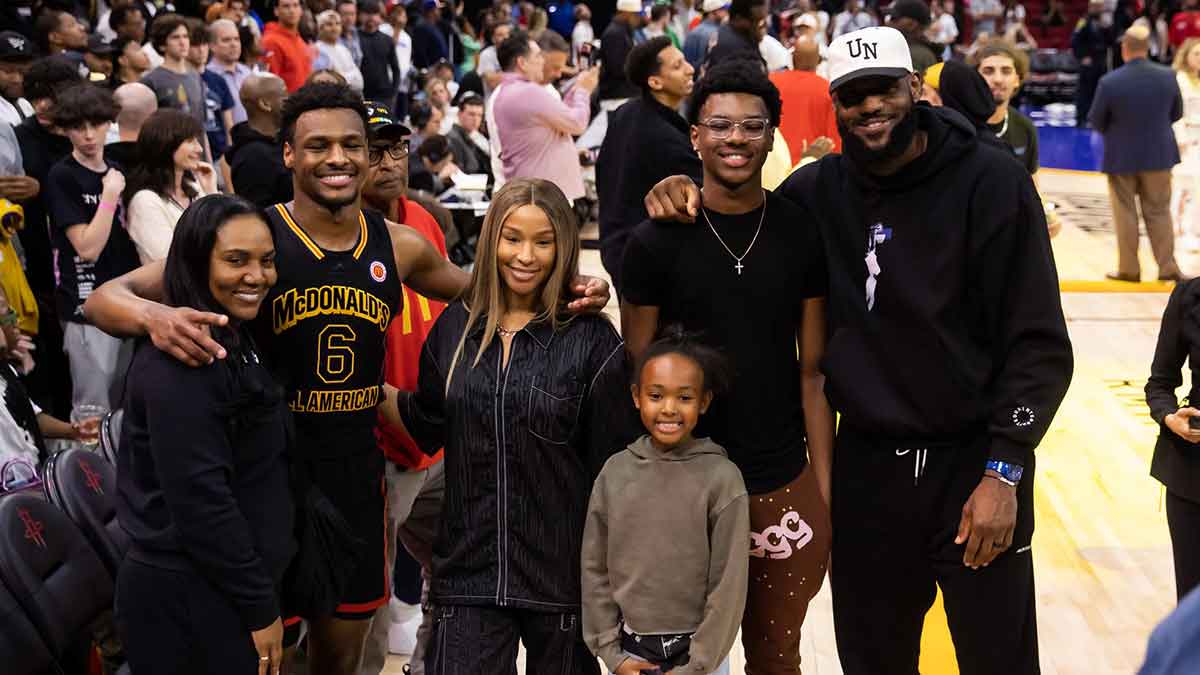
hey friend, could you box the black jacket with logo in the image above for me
[779,105,1072,465]
[399,303,639,611]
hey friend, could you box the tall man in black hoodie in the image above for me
[227,73,293,208]
[643,26,1073,675]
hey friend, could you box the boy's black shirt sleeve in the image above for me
[46,159,94,233]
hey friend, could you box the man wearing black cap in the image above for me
[84,35,116,84]
[359,100,448,675]
[644,25,1072,674]
[886,0,941,74]
[0,31,35,125]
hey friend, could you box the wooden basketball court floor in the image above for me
[386,168,1183,675]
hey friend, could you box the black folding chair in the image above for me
[42,448,130,578]
[98,409,124,466]
[0,577,56,675]
[0,492,114,666]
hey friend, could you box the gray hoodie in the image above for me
[581,435,749,673]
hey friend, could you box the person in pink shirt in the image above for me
[490,30,599,201]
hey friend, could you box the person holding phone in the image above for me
[1147,277,1200,601]
[115,194,293,675]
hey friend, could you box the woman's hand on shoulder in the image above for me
[146,304,229,367]
[1165,407,1200,444]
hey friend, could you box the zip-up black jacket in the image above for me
[227,122,293,209]
[779,105,1073,465]
[399,303,639,611]
[596,94,702,293]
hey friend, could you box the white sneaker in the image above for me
[388,599,420,655]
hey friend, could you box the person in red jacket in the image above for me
[768,38,840,166]
[261,0,314,91]
[359,101,448,675]
[1173,0,1200,48]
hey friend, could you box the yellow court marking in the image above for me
[1059,280,1176,293]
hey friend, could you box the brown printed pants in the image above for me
[741,463,831,674]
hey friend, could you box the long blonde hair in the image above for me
[445,178,580,391]
[1175,37,1200,76]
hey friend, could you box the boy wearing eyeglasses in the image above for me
[618,55,834,674]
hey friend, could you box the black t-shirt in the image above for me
[45,155,141,323]
[621,191,827,494]
[989,107,1038,175]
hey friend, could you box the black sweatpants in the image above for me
[116,559,261,675]
[1166,490,1200,600]
[424,604,600,675]
[830,428,1039,675]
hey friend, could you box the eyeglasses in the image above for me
[369,141,410,164]
[697,117,771,140]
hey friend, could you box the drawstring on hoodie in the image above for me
[895,448,929,486]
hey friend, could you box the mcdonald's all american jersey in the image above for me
[261,204,402,458]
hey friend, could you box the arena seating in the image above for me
[0,489,114,673]
[42,447,129,578]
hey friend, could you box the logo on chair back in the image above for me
[79,458,104,496]
[18,508,45,549]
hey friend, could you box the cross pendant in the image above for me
[735,261,744,276]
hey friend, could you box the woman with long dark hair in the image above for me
[115,194,294,675]
[124,109,218,263]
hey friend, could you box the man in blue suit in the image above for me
[1089,23,1184,282]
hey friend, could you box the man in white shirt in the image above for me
[478,21,513,99]
[380,1,414,115]
[0,31,35,127]
[832,0,878,37]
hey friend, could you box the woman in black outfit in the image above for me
[1147,278,1200,601]
[115,194,294,675]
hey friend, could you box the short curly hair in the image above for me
[278,81,369,146]
[53,83,120,129]
[625,36,673,95]
[687,55,781,127]
[23,55,83,103]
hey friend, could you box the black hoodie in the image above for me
[227,122,293,209]
[778,105,1072,466]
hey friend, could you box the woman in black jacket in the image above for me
[1147,278,1200,601]
[115,194,294,675]
[381,178,637,674]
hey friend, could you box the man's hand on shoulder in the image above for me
[645,175,701,223]
[146,304,229,367]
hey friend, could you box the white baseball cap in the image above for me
[616,0,642,13]
[702,0,729,13]
[827,26,914,92]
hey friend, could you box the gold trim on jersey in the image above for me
[352,211,368,259]
[273,205,370,261]
[289,385,382,413]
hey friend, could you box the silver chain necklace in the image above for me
[497,326,519,337]
[701,191,767,276]
[997,109,1009,137]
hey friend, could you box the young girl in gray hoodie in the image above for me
[582,331,749,675]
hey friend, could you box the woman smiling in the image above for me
[115,194,294,675]
[381,178,638,674]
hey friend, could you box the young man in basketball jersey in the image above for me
[82,82,610,674]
